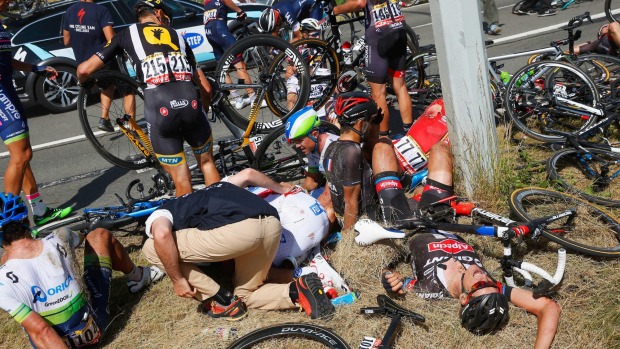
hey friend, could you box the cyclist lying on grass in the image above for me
[379,156,561,349]
[224,168,351,296]
[0,194,163,348]
[143,182,335,320]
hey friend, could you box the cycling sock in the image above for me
[289,282,299,303]
[379,131,390,137]
[402,122,412,134]
[213,287,233,306]
[374,171,412,225]
[26,192,48,217]
[126,265,142,282]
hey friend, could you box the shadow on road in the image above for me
[53,166,131,211]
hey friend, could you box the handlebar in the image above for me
[361,294,425,323]
[563,12,592,31]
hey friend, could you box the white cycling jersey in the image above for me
[306,132,339,174]
[247,186,329,266]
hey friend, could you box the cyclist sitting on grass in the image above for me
[258,0,324,42]
[224,168,351,296]
[322,92,416,230]
[142,182,335,320]
[0,194,164,348]
[77,0,220,197]
[380,172,561,348]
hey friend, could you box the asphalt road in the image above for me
[0,0,613,215]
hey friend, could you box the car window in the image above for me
[12,13,63,45]
[100,2,126,26]
[124,0,195,18]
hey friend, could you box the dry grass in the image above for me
[2,126,620,348]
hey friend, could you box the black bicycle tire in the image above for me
[253,121,340,182]
[547,148,620,207]
[571,54,620,104]
[226,323,351,349]
[280,38,340,113]
[326,13,360,44]
[504,60,601,142]
[509,187,620,257]
[35,215,90,238]
[215,35,311,133]
[78,70,149,170]
[606,0,618,22]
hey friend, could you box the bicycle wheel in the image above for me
[547,148,620,207]
[286,38,340,112]
[504,61,601,142]
[34,215,90,238]
[227,323,350,349]
[571,54,620,103]
[78,70,149,170]
[509,187,620,257]
[253,121,340,183]
[606,0,619,22]
[215,35,311,133]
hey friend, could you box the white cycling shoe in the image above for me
[309,252,351,294]
[354,219,406,246]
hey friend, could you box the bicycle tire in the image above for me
[504,60,601,142]
[283,38,340,112]
[571,54,620,103]
[34,215,90,238]
[0,0,41,18]
[215,35,311,133]
[78,70,149,170]
[547,148,620,207]
[323,13,360,44]
[226,323,351,349]
[253,121,340,183]
[509,187,620,257]
[606,0,619,22]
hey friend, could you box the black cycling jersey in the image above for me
[63,1,114,63]
[96,22,197,89]
[157,182,280,231]
[406,232,486,299]
[323,140,379,220]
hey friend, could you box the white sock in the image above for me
[26,192,48,217]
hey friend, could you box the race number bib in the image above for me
[372,0,404,28]
[393,136,427,175]
[141,52,169,86]
[203,9,217,23]
[168,51,193,82]
[62,315,102,349]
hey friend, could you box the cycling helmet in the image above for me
[0,193,28,244]
[134,0,172,21]
[259,8,280,32]
[285,106,321,142]
[460,293,509,335]
[334,91,378,125]
[301,18,321,32]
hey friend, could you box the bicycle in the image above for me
[0,0,49,18]
[225,294,425,349]
[605,0,620,22]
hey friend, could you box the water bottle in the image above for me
[330,291,360,306]
[352,35,365,54]
[341,41,353,65]
[515,69,535,87]
[410,169,428,188]
[499,71,511,85]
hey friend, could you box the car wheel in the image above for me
[35,65,80,113]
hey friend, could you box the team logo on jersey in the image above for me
[160,107,168,116]
[170,99,189,109]
[428,239,474,254]
[32,286,47,303]
[192,100,198,109]
[6,272,18,283]
[77,8,86,25]
[183,32,204,49]
[310,202,324,216]
[143,27,179,51]
[31,275,74,304]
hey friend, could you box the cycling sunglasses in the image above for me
[461,275,500,303]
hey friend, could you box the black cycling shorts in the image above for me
[144,82,213,166]
[364,28,407,84]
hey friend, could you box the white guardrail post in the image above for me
[428,0,499,196]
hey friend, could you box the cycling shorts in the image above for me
[144,82,213,166]
[205,20,241,63]
[0,87,28,145]
[364,28,407,84]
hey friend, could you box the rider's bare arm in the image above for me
[508,287,560,349]
[226,168,294,194]
[334,0,365,15]
[21,312,66,349]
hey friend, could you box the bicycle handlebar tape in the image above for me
[374,172,412,226]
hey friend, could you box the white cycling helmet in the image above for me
[259,8,280,32]
[301,18,321,32]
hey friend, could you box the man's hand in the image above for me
[33,66,58,80]
[279,182,296,193]
[382,270,405,294]
[172,277,197,298]
[371,107,384,125]
[236,11,247,21]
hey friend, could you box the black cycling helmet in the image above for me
[259,8,280,32]
[134,0,172,21]
[333,91,378,125]
[460,292,509,335]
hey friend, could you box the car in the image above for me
[3,0,269,113]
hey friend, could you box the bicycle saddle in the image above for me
[360,295,425,323]
[354,219,405,245]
